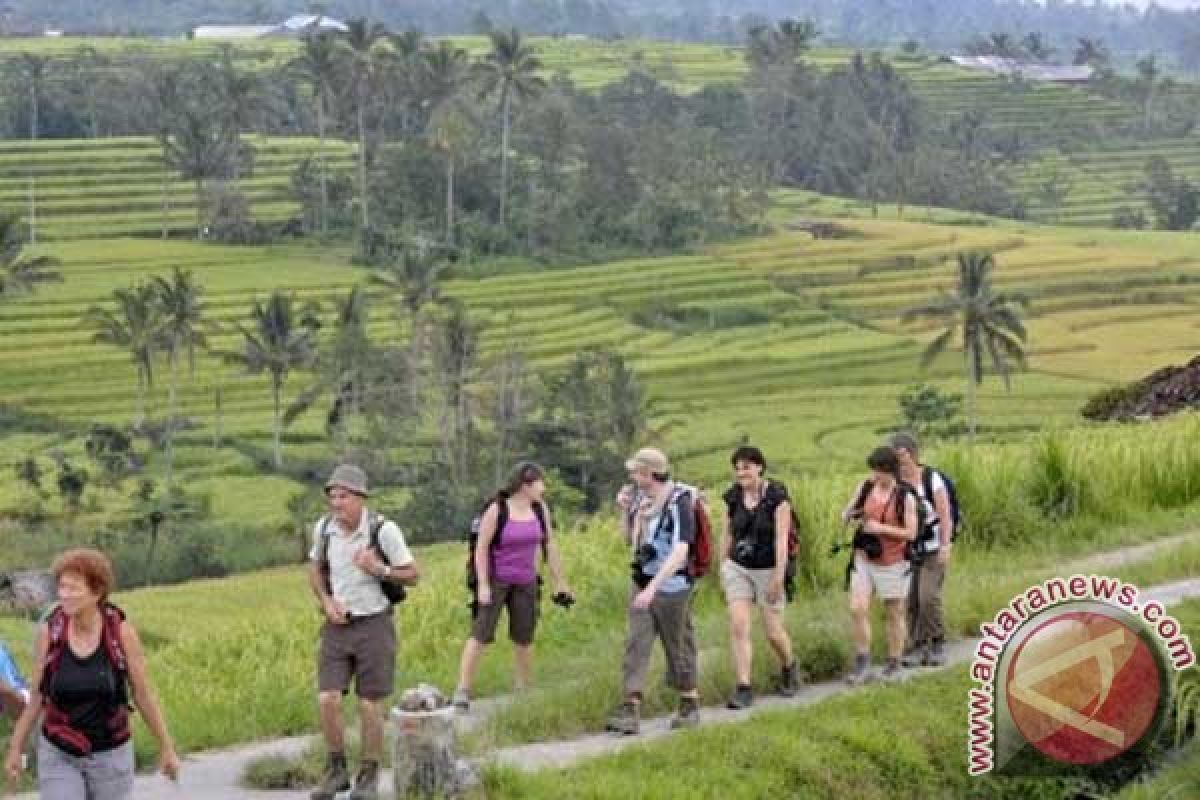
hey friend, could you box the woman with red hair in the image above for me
[4,549,179,798]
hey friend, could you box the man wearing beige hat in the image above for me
[307,464,419,800]
[607,447,701,735]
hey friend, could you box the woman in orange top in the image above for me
[841,446,918,684]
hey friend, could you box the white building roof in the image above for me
[193,25,277,39]
[949,56,1093,82]
[277,14,349,33]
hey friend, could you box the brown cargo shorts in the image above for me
[471,580,540,646]
[317,610,397,700]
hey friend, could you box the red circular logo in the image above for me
[1004,610,1162,765]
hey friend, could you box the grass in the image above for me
[474,598,1200,799]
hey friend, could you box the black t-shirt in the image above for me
[46,644,128,753]
[723,480,790,569]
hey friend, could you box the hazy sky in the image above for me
[1114,0,1200,8]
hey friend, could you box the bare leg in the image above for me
[456,637,487,692]
[728,599,754,685]
[359,698,386,762]
[761,605,794,667]
[884,599,907,661]
[318,691,345,754]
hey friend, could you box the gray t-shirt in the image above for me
[309,509,414,616]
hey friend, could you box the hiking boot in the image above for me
[901,644,927,669]
[779,662,800,697]
[845,653,871,686]
[926,640,947,667]
[310,754,350,800]
[880,658,903,682]
[605,701,640,735]
[726,684,754,710]
[671,697,700,729]
[452,687,470,712]
[346,760,380,800]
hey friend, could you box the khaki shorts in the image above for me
[850,554,912,601]
[720,559,785,611]
[318,610,397,700]
[471,580,539,646]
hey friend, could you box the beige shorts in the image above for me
[720,559,785,611]
[850,553,912,601]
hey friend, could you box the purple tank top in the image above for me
[491,516,543,585]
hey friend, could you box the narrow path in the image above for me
[12,534,1200,799]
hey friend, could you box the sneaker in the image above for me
[346,760,380,800]
[901,645,927,669]
[779,663,800,697]
[845,653,871,686]
[605,701,640,735]
[310,756,350,800]
[926,640,947,667]
[726,684,754,710]
[671,697,700,729]
[452,687,470,712]
[880,658,903,682]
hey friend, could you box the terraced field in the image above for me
[1,189,1196,527]
[4,36,1196,233]
[0,136,355,240]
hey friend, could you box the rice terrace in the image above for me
[0,1,1199,798]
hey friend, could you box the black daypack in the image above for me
[465,493,549,614]
[850,479,928,563]
[921,465,963,542]
[318,512,407,606]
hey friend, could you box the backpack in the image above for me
[40,603,130,757]
[465,493,550,603]
[318,512,407,606]
[922,466,962,542]
[851,479,928,563]
[727,480,801,594]
[651,484,712,580]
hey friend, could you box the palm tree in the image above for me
[428,103,479,245]
[153,268,207,491]
[11,54,49,243]
[1021,32,1054,62]
[474,28,546,227]
[1073,37,1109,68]
[0,212,61,298]
[160,103,229,238]
[420,41,470,123]
[906,251,1029,441]
[85,284,164,427]
[370,243,450,408]
[340,17,389,234]
[211,46,264,191]
[289,32,343,234]
[226,292,318,469]
[147,64,184,240]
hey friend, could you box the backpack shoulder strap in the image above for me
[368,512,388,556]
[318,514,334,564]
[854,479,874,511]
[101,604,129,675]
[922,466,936,502]
[533,501,550,561]
[493,497,509,549]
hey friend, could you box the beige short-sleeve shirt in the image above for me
[309,508,414,616]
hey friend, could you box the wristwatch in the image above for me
[381,565,392,580]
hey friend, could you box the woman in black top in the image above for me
[719,446,799,710]
[4,548,179,798]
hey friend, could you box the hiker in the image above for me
[841,447,918,684]
[3,548,180,798]
[308,465,419,800]
[0,639,28,719]
[607,448,702,735]
[453,462,574,711]
[890,432,955,668]
[720,446,799,708]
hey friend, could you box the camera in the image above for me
[552,591,575,609]
[733,538,758,564]
[634,543,658,569]
[851,529,883,560]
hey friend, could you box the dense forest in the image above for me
[1,1,1199,71]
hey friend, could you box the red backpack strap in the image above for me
[40,606,68,692]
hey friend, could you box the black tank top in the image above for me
[46,643,128,752]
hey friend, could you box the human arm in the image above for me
[474,504,500,607]
[933,481,953,564]
[119,621,180,781]
[4,626,47,789]
[541,508,572,597]
[768,499,793,604]
[864,493,918,541]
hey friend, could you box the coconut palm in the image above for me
[289,31,342,234]
[905,251,1029,441]
[153,268,207,490]
[0,212,61,298]
[85,284,164,427]
[160,102,230,238]
[473,28,546,227]
[370,243,450,407]
[340,17,389,234]
[211,46,264,190]
[10,53,50,242]
[226,291,318,469]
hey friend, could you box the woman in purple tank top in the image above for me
[452,463,574,711]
